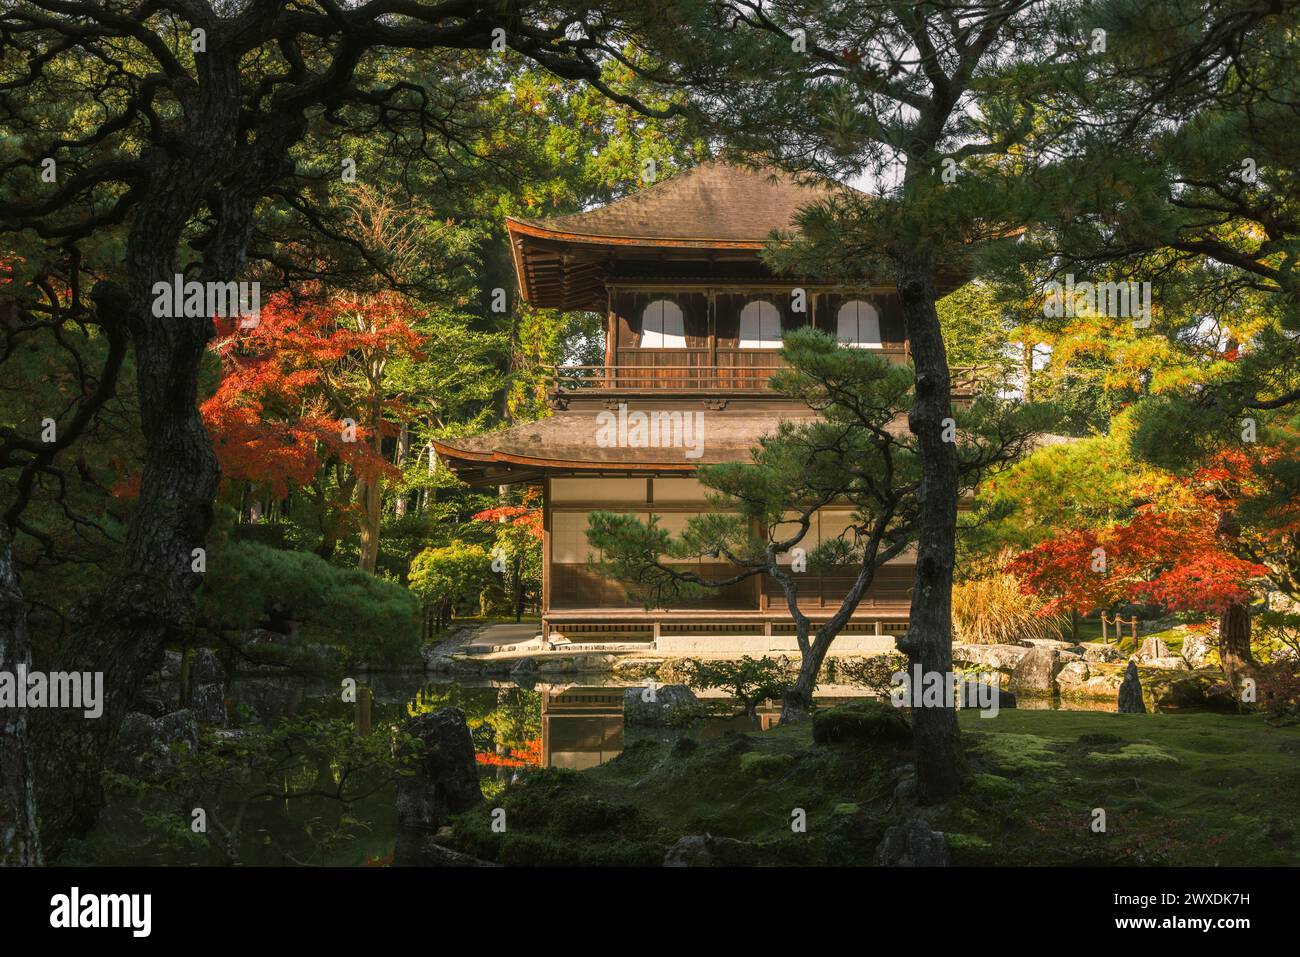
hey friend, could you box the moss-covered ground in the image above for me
[445,706,1300,866]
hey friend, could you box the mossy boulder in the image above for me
[739,751,794,779]
[812,701,911,746]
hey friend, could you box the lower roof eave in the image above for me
[432,439,702,487]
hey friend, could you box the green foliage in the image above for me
[835,653,909,694]
[407,541,496,615]
[680,656,797,715]
[195,541,420,663]
[963,432,1150,560]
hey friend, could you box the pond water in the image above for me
[78,670,1112,866]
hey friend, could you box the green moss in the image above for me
[445,708,1300,867]
[811,700,911,745]
[1086,742,1181,766]
[965,731,1065,775]
[739,751,794,779]
[947,833,993,851]
[968,772,1017,799]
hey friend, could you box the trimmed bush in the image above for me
[812,701,911,746]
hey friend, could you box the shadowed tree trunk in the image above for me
[1218,600,1255,697]
[780,622,832,723]
[894,252,964,804]
[0,523,42,865]
[36,56,272,843]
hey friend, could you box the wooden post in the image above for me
[542,477,552,619]
[604,288,616,387]
[1101,614,1109,644]
[355,686,373,736]
[1130,616,1138,643]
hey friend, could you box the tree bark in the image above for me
[34,53,269,845]
[781,630,830,723]
[357,396,384,574]
[894,252,964,804]
[0,523,42,865]
[1218,600,1255,696]
[394,423,410,517]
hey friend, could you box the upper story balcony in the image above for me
[547,347,989,402]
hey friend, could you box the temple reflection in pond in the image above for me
[540,687,625,770]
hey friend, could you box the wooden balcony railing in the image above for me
[548,350,991,395]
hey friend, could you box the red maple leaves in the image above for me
[1007,452,1273,617]
[202,287,420,498]
[475,737,542,768]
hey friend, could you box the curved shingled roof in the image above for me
[508,160,854,245]
[505,160,863,310]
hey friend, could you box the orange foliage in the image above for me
[202,287,421,498]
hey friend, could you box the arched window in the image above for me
[640,299,686,348]
[738,300,783,349]
[837,300,882,348]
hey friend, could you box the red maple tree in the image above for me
[201,286,419,499]
[1007,454,1272,618]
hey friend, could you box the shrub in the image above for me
[1257,661,1300,725]
[680,656,796,715]
[408,540,496,624]
[837,653,908,693]
[811,701,911,746]
[195,540,421,664]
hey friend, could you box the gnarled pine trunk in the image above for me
[894,252,964,804]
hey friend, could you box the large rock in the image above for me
[874,819,949,867]
[188,648,228,726]
[1117,661,1146,713]
[111,709,200,779]
[1145,671,1241,713]
[952,643,1031,671]
[395,708,483,834]
[956,680,1016,711]
[1079,672,1125,698]
[1021,638,1078,652]
[228,677,304,724]
[1181,632,1213,668]
[1008,647,1063,695]
[1055,660,1090,693]
[393,831,498,867]
[1147,656,1190,671]
[1136,637,1170,661]
[1079,642,1125,663]
[624,683,697,727]
[663,834,759,867]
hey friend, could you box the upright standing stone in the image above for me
[393,707,485,867]
[395,707,482,832]
[1117,661,1146,714]
[189,648,228,726]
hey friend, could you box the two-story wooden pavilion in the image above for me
[434,161,970,654]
